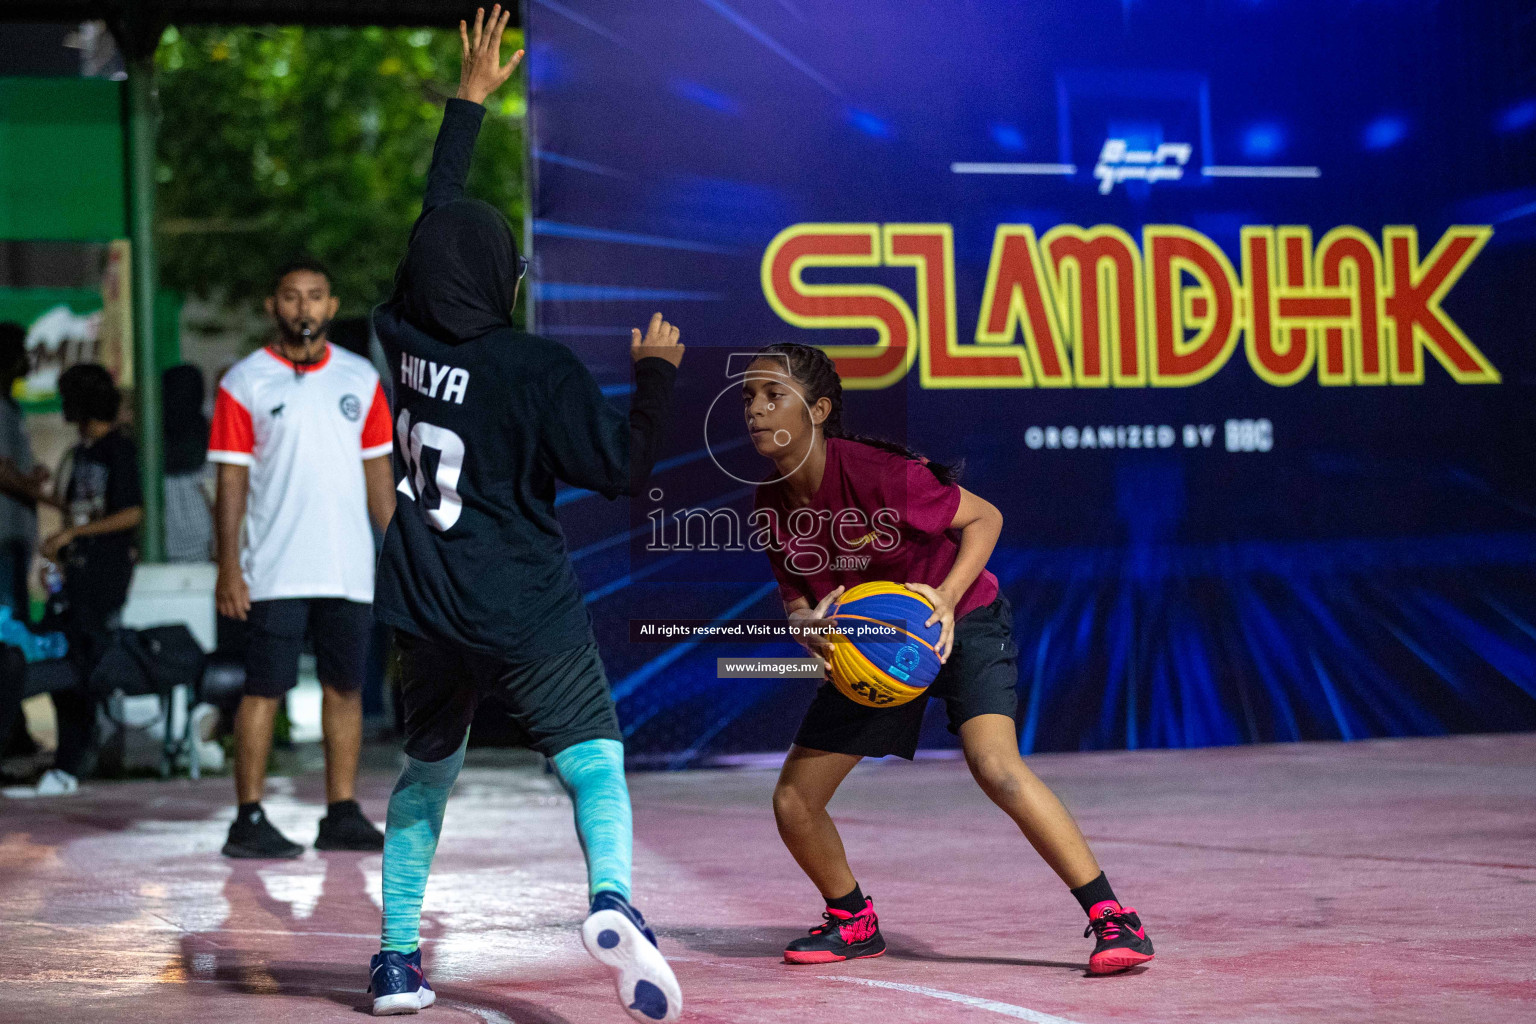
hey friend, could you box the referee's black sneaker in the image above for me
[316,799,386,851]
[1084,900,1155,974]
[222,804,303,859]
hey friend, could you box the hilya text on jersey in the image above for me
[400,353,470,405]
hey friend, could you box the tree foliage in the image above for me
[154,23,525,317]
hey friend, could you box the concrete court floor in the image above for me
[4,733,1534,1024]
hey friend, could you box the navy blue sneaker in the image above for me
[582,891,682,1022]
[369,948,435,1016]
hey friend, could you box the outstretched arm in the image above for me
[420,5,525,218]
[543,314,686,498]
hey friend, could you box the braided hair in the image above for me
[752,342,960,486]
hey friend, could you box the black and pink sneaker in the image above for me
[1084,900,1155,974]
[784,897,886,964]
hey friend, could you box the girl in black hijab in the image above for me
[367,8,685,1022]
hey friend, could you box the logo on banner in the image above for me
[1093,139,1192,194]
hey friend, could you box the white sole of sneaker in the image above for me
[372,987,435,1016]
[581,909,682,1023]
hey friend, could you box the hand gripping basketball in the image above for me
[824,582,946,708]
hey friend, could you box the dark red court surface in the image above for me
[5,734,1535,1024]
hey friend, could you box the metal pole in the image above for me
[124,24,164,562]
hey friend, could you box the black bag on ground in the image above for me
[86,625,206,699]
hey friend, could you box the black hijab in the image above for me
[390,198,519,344]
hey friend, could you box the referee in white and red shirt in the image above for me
[209,258,396,859]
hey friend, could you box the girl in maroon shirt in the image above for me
[745,343,1154,974]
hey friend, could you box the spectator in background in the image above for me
[0,323,40,779]
[4,364,143,797]
[0,323,40,614]
[162,364,213,562]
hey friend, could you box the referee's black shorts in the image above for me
[244,598,373,698]
[395,632,622,762]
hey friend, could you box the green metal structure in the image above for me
[1,1,517,562]
[125,41,165,560]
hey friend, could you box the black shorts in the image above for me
[396,633,622,762]
[793,592,1019,760]
[244,598,373,698]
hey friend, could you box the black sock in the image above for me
[825,884,866,915]
[1070,872,1118,916]
[327,799,358,815]
[237,802,264,823]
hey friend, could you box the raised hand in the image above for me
[630,311,685,367]
[457,5,524,105]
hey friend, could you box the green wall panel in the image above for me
[0,78,126,242]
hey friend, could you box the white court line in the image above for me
[951,162,1078,175]
[676,955,1089,1024]
[455,1005,516,1024]
[1202,165,1321,178]
[818,975,1090,1024]
[27,922,1092,1024]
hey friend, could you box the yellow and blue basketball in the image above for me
[825,581,944,708]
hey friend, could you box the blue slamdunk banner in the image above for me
[527,0,1536,764]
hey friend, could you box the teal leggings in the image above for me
[552,737,633,901]
[380,737,633,952]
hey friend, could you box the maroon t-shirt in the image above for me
[754,437,999,617]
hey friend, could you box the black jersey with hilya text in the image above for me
[372,99,677,658]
